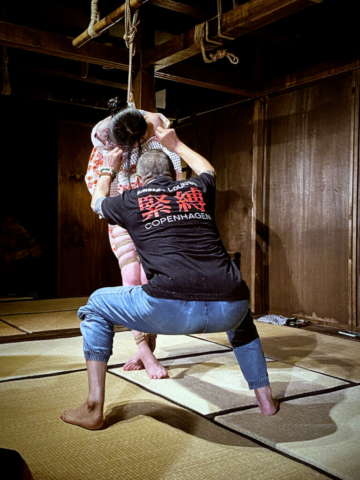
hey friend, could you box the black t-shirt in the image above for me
[100,173,249,301]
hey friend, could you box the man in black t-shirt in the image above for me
[61,128,278,430]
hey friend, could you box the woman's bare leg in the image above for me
[60,360,106,429]
[110,227,163,376]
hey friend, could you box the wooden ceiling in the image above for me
[0,0,359,118]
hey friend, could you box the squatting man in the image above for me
[61,127,279,429]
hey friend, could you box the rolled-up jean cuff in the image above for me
[248,376,270,390]
[84,350,110,363]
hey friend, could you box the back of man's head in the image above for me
[137,149,175,184]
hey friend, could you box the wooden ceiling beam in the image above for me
[148,0,211,19]
[8,87,108,110]
[263,54,360,95]
[72,0,149,48]
[143,0,322,70]
[0,21,133,70]
[155,64,255,97]
[148,0,294,43]
[11,63,128,90]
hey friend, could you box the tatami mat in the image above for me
[0,320,25,337]
[0,310,81,334]
[0,371,330,480]
[0,332,229,381]
[0,297,88,316]
[111,351,347,415]
[192,322,360,383]
[216,385,360,480]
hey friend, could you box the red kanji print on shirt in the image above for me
[138,195,171,220]
[175,188,206,212]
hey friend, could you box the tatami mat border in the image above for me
[0,347,231,384]
[107,370,338,479]
[262,354,360,385]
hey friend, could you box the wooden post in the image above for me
[350,70,359,332]
[133,4,155,111]
[250,97,266,313]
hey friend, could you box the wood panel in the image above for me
[196,104,254,287]
[354,70,360,333]
[251,98,266,313]
[264,74,354,325]
[58,121,120,297]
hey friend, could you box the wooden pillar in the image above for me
[133,4,155,111]
[254,38,264,94]
[351,69,360,332]
[250,97,266,313]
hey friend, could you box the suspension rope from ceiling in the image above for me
[124,0,140,106]
[88,0,101,38]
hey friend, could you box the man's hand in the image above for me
[155,127,182,153]
[156,126,214,176]
[103,147,124,173]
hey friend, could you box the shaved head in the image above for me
[137,149,175,184]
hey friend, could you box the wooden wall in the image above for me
[58,120,120,297]
[183,71,360,331]
[264,74,356,327]
[195,104,254,286]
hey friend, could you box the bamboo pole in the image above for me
[72,0,148,48]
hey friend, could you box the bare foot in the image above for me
[253,386,279,416]
[138,336,168,379]
[60,399,103,429]
[123,333,157,371]
[123,352,144,371]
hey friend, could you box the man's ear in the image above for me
[136,175,143,187]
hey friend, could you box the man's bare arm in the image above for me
[155,127,214,176]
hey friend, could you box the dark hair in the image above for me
[107,96,128,117]
[108,104,147,184]
[137,149,175,184]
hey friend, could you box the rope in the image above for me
[194,22,239,65]
[1,46,11,96]
[123,0,140,106]
[87,0,100,38]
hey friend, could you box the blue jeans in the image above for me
[78,286,269,390]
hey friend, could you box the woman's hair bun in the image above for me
[107,97,128,116]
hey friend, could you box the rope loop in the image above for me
[87,0,101,38]
[194,22,239,65]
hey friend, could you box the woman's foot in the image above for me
[253,386,279,415]
[60,398,104,430]
[123,352,145,371]
[124,334,167,379]
[136,334,168,379]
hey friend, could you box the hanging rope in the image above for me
[1,46,11,96]
[194,0,239,65]
[124,0,140,106]
[88,0,100,38]
[194,23,238,65]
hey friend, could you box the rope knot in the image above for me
[194,20,239,65]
